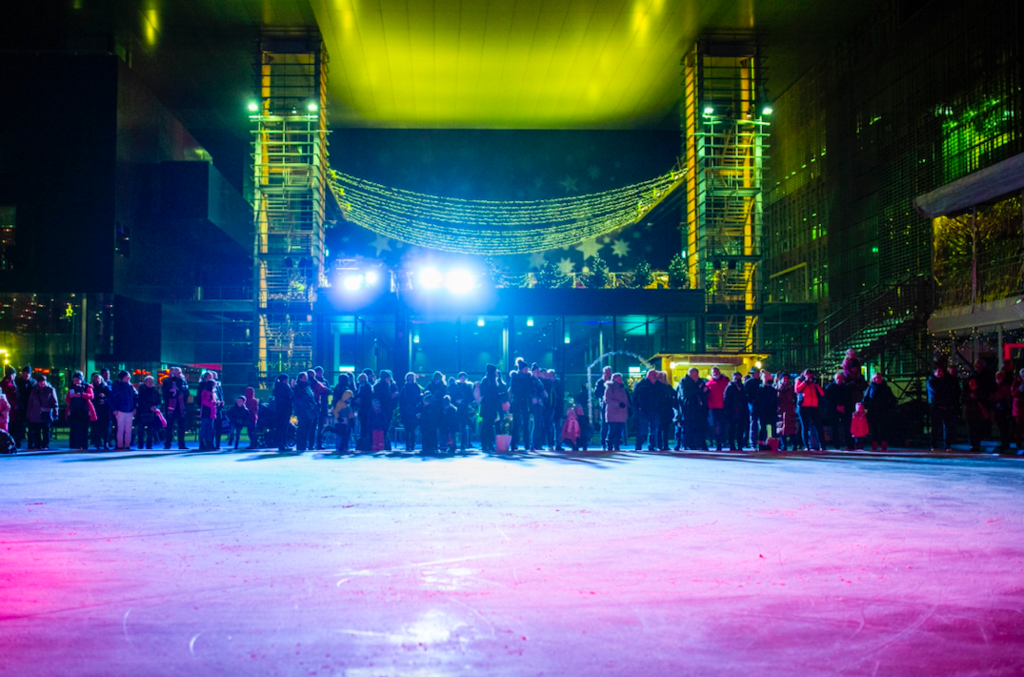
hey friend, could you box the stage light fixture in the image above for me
[247,101,259,112]
[755,361,763,369]
[307,102,318,112]
[703,105,714,115]
[477,318,485,327]
[365,270,379,286]
[341,274,364,292]
[762,106,773,116]
[417,267,443,291]
[444,268,475,295]
[527,318,534,327]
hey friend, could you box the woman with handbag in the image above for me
[65,371,94,450]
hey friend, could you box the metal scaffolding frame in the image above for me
[682,34,770,353]
[251,32,329,381]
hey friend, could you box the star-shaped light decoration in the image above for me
[575,237,603,260]
[528,251,547,269]
[587,165,601,180]
[611,239,631,258]
[370,233,392,256]
[559,175,578,193]
[557,258,575,276]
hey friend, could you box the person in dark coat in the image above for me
[594,366,613,450]
[633,370,662,451]
[723,372,748,451]
[478,364,507,452]
[417,393,439,453]
[861,373,897,451]
[272,373,293,451]
[90,372,112,450]
[992,370,1013,453]
[292,372,318,452]
[754,373,779,448]
[927,365,958,451]
[64,371,94,450]
[439,395,460,452]
[312,366,331,450]
[227,396,249,449]
[678,368,710,450]
[962,377,990,453]
[135,375,162,450]
[26,374,58,450]
[161,367,190,450]
[451,372,475,451]
[354,373,374,451]
[14,365,37,449]
[547,369,565,451]
[528,366,548,451]
[743,370,762,449]
[372,370,399,450]
[656,371,676,451]
[824,372,852,450]
[399,372,423,452]
[509,360,533,452]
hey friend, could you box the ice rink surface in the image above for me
[2,447,1023,676]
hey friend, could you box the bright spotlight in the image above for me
[365,270,379,286]
[762,105,773,116]
[417,267,443,291]
[247,101,259,112]
[307,102,318,112]
[703,105,714,115]
[444,269,475,295]
[342,274,364,291]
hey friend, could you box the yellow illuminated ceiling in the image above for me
[3,0,885,131]
[314,0,695,128]
[310,0,884,129]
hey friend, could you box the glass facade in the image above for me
[762,0,1023,374]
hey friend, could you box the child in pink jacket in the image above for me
[850,402,870,450]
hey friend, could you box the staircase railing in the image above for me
[773,274,931,373]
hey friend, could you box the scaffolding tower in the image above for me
[251,31,329,381]
[682,35,770,353]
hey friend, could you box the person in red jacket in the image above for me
[705,367,730,452]
[795,368,825,451]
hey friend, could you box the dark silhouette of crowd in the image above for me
[0,348,1020,455]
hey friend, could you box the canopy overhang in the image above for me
[913,151,1024,219]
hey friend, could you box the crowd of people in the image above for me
[0,349,1021,455]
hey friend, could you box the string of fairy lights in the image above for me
[328,168,684,255]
